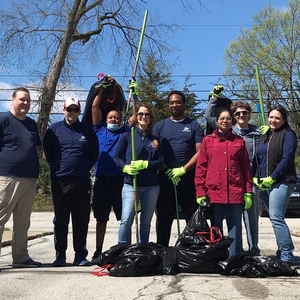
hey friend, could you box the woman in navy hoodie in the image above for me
[253,105,297,264]
[114,104,163,244]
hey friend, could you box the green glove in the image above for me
[244,193,252,210]
[260,125,270,135]
[101,75,114,89]
[196,196,210,207]
[165,168,181,186]
[166,167,186,179]
[171,176,181,186]
[260,176,275,190]
[210,85,224,98]
[123,164,139,175]
[252,177,259,186]
[129,80,138,96]
[252,177,263,188]
[131,160,148,171]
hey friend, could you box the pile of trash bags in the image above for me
[92,207,299,278]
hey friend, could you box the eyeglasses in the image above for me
[218,117,233,121]
[169,100,183,106]
[137,112,150,118]
[234,110,249,116]
[66,107,80,113]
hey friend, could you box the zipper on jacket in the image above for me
[266,133,274,177]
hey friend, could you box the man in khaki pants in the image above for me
[0,87,41,269]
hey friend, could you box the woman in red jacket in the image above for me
[195,107,253,256]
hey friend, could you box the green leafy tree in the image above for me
[137,55,203,122]
[223,0,300,137]
[137,55,172,122]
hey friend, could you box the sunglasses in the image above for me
[137,112,150,118]
[234,110,249,116]
[66,107,80,113]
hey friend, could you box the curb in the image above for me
[291,230,300,238]
[1,231,54,247]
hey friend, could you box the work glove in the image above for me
[260,125,270,135]
[166,167,186,179]
[252,177,259,186]
[129,79,138,96]
[131,160,148,171]
[165,169,181,186]
[101,75,114,89]
[259,176,275,191]
[210,85,224,98]
[252,177,262,187]
[122,164,139,175]
[244,193,252,210]
[171,176,181,186]
[196,196,210,207]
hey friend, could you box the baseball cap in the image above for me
[64,97,81,109]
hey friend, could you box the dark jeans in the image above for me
[156,170,197,247]
[210,203,244,256]
[51,176,91,260]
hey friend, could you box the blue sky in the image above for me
[0,0,289,115]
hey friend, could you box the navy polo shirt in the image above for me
[0,111,40,178]
[152,117,204,168]
[43,119,99,179]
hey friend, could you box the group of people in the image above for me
[197,85,297,262]
[0,81,297,271]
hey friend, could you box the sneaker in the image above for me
[73,258,91,266]
[13,258,41,268]
[91,251,102,265]
[53,256,66,267]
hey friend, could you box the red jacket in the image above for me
[195,130,252,205]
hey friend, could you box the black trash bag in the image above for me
[161,247,180,275]
[175,206,210,247]
[206,96,232,135]
[175,206,233,273]
[177,237,233,274]
[187,206,210,232]
[109,242,164,277]
[96,243,128,266]
[82,75,126,126]
[219,251,299,278]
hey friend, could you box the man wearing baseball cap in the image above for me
[43,96,99,267]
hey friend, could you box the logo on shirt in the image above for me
[79,135,87,142]
[182,127,191,133]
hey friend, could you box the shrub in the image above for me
[35,158,53,211]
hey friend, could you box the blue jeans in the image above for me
[260,183,295,262]
[243,186,260,253]
[118,184,160,244]
[210,204,244,256]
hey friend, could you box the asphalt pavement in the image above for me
[1,212,300,300]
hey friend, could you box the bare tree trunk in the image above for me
[37,0,86,156]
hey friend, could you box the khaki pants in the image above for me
[0,176,37,263]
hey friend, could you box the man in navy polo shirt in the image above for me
[0,87,41,268]
[44,97,98,267]
[153,90,204,247]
